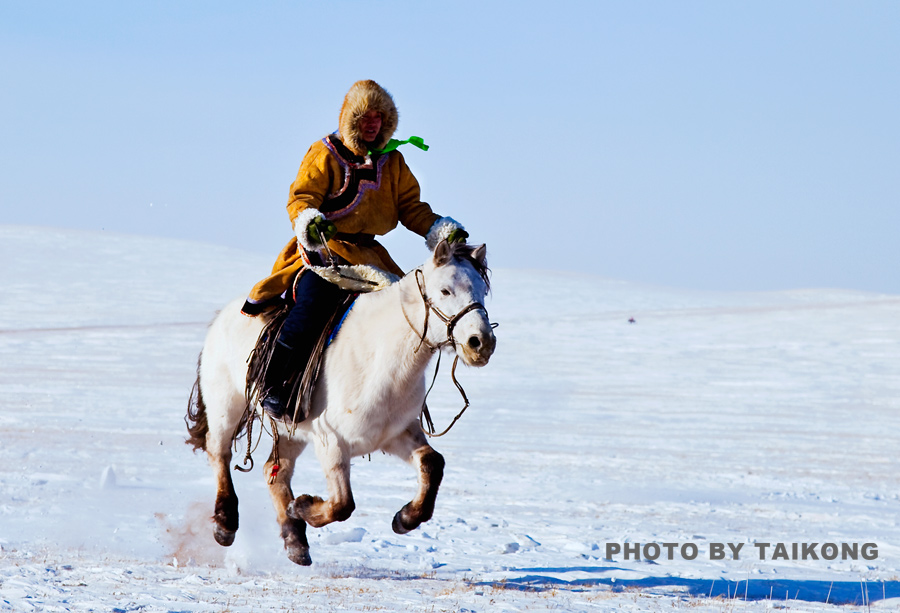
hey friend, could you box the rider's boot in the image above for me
[261,271,346,420]
[260,340,301,419]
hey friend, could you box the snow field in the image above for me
[2,226,899,611]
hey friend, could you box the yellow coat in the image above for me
[243,80,461,316]
[242,135,441,314]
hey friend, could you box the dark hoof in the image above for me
[214,525,236,547]
[286,543,312,566]
[282,518,311,566]
[392,511,413,535]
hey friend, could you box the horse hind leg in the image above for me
[265,440,312,566]
[186,363,240,546]
[200,379,247,547]
[208,411,242,546]
[211,453,239,546]
[383,427,445,534]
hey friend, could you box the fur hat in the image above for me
[338,80,399,155]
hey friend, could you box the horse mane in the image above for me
[450,242,491,293]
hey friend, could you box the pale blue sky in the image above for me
[2,1,898,292]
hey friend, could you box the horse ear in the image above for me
[471,244,487,266]
[433,239,453,267]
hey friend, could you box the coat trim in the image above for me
[320,134,389,220]
[426,217,465,251]
[305,263,399,292]
[295,207,327,251]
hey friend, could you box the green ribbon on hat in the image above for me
[371,136,429,155]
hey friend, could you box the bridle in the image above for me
[402,267,497,437]
[410,268,490,353]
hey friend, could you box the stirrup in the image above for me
[261,390,289,419]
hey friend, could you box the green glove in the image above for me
[307,218,338,245]
[446,228,469,244]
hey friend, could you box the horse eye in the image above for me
[441,288,451,296]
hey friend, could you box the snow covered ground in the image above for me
[2,225,899,612]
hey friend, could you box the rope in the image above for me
[234,409,256,472]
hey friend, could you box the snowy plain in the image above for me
[1,224,899,612]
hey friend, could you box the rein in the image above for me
[404,268,496,437]
[419,349,471,437]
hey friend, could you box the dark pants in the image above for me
[276,271,346,352]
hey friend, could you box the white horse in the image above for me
[185,241,496,565]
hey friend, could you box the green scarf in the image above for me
[371,136,429,155]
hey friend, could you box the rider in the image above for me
[242,79,469,418]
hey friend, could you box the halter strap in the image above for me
[411,268,488,352]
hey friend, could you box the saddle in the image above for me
[246,262,398,424]
[246,292,356,424]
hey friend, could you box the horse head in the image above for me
[413,239,497,367]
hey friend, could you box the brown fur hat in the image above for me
[338,80,399,155]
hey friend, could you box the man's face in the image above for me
[358,110,382,143]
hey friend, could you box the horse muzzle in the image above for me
[458,325,496,367]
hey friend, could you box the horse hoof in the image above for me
[286,544,312,566]
[392,511,413,535]
[214,525,236,547]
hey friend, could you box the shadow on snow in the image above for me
[473,566,899,605]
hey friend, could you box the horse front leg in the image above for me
[383,426,445,534]
[286,435,355,527]
[265,439,312,566]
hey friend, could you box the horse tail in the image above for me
[185,352,209,452]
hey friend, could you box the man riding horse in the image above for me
[241,80,469,419]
